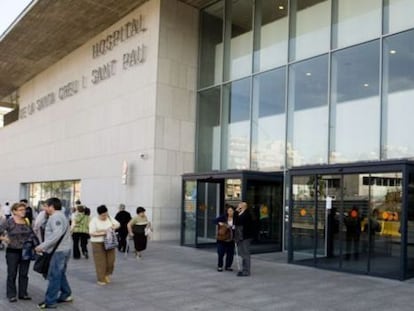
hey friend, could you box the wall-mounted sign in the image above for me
[19,13,148,119]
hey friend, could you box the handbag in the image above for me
[33,252,52,278]
[144,227,152,237]
[104,228,118,250]
[33,226,67,278]
[216,224,232,242]
[22,220,40,261]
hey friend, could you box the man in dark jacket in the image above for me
[115,204,132,252]
[234,202,254,277]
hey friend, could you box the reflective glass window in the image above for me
[384,0,414,35]
[333,0,381,49]
[182,180,196,246]
[287,55,329,167]
[289,0,331,62]
[251,68,286,171]
[226,0,253,81]
[196,87,221,172]
[253,0,288,72]
[382,30,414,159]
[199,2,224,88]
[330,41,380,163]
[291,175,316,262]
[222,78,251,169]
[408,170,414,278]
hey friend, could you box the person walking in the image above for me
[215,205,235,272]
[127,207,151,260]
[115,204,131,253]
[89,205,120,285]
[71,205,90,259]
[0,202,35,302]
[234,202,254,277]
[35,197,73,309]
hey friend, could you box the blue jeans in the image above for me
[44,249,71,306]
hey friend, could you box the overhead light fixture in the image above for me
[306,72,312,76]
[278,5,284,10]
[363,83,369,87]
[389,50,396,54]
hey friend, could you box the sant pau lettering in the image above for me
[19,15,147,119]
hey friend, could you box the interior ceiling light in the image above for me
[363,83,369,87]
[278,5,284,10]
[306,72,312,76]
[390,50,397,54]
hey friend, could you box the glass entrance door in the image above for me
[290,170,403,278]
[196,181,224,245]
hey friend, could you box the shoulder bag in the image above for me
[33,226,67,278]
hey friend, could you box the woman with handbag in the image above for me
[0,202,36,302]
[215,205,235,272]
[89,205,120,285]
[127,206,151,260]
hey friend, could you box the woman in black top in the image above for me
[0,202,36,302]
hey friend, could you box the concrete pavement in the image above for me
[0,241,413,311]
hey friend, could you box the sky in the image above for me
[0,0,33,37]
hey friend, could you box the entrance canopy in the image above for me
[288,159,414,280]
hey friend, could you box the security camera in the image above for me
[139,153,146,159]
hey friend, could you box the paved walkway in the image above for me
[0,241,413,310]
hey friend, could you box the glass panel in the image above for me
[251,68,286,171]
[253,0,288,72]
[291,175,315,262]
[199,1,224,88]
[384,0,414,35]
[222,78,251,169]
[315,175,341,270]
[225,178,241,207]
[341,174,369,273]
[227,0,253,81]
[289,0,331,62]
[330,41,380,163]
[368,172,402,278]
[287,55,329,167]
[27,180,80,216]
[246,180,284,252]
[196,182,221,245]
[182,180,197,246]
[197,87,221,172]
[407,170,414,277]
[382,30,414,159]
[333,0,381,49]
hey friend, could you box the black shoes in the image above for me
[217,267,223,272]
[237,271,250,277]
[19,295,32,300]
[225,267,233,271]
[9,297,17,303]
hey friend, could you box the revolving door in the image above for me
[181,170,284,253]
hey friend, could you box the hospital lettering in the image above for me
[123,44,145,70]
[91,60,117,84]
[92,15,146,59]
[59,80,79,100]
[36,93,56,111]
